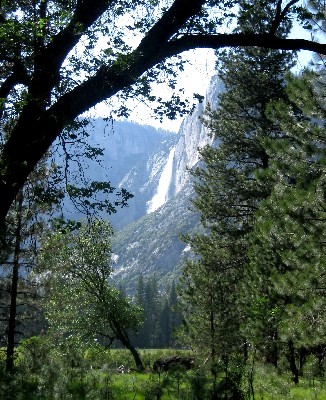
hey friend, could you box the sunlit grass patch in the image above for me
[253,363,326,400]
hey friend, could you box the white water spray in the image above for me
[147,147,175,213]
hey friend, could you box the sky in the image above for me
[126,48,217,132]
[92,47,217,133]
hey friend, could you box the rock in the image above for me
[153,355,194,372]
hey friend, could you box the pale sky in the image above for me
[92,48,217,132]
[128,49,217,132]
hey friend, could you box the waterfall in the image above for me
[147,146,175,213]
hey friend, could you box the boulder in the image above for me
[153,355,194,372]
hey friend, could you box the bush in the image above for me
[187,369,209,400]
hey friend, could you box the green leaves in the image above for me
[66,181,133,214]
[38,219,142,354]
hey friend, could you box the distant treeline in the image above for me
[130,275,182,349]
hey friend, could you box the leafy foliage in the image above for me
[0,155,63,376]
[37,219,144,368]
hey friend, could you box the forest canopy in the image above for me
[0,0,325,224]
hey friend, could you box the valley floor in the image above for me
[1,347,325,399]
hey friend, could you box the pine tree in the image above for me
[179,0,295,387]
[133,274,148,348]
[167,281,182,347]
[133,276,182,348]
[246,69,326,381]
[157,281,182,348]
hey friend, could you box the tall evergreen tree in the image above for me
[134,275,160,348]
[246,69,326,381]
[158,281,182,348]
[180,0,295,390]
[133,276,182,348]
[134,274,149,348]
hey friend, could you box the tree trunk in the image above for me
[298,347,307,375]
[209,305,218,400]
[125,340,144,371]
[114,322,144,371]
[265,331,278,367]
[243,339,248,362]
[288,340,299,384]
[5,190,23,375]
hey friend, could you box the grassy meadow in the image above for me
[1,344,325,399]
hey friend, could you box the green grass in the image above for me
[291,384,326,400]
[85,368,326,400]
[84,368,198,400]
[2,344,325,399]
[252,364,326,400]
[83,348,192,370]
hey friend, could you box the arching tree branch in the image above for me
[270,0,299,35]
[0,0,325,225]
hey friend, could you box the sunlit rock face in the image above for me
[110,76,225,293]
[60,120,177,229]
[60,75,224,291]
[171,75,223,195]
[145,75,223,215]
[101,122,177,228]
